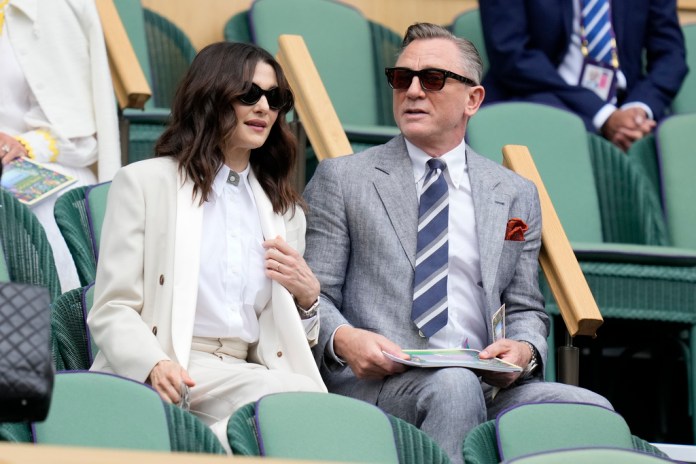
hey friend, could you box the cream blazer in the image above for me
[88,157,326,392]
[6,0,121,181]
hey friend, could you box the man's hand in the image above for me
[147,360,195,404]
[478,339,533,388]
[601,107,655,151]
[334,326,408,380]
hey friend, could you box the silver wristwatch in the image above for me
[296,298,319,319]
[519,340,538,379]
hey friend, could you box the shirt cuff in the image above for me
[328,324,351,365]
[593,104,618,131]
[620,101,654,121]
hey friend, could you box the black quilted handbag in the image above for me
[0,282,54,422]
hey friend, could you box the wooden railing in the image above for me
[95,0,151,110]
[502,145,603,338]
[276,35,352,160]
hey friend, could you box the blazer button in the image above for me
[159,275,165,285]
[276,351,283,358]
[152,326,158,336]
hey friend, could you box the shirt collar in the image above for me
[210,163,252,199]
[405,138,468,189]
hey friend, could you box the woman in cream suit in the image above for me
[87,42,326,449]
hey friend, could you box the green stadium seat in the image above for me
[228,392,449,463]
[463,402,669,464]
[450,8,488,77]
[671,23,696,115]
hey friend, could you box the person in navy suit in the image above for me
[480,0,688,150]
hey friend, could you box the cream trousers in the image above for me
[187,336,322,452]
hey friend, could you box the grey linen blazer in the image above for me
[303,135,549,403]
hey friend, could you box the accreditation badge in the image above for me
[579,58,617,101]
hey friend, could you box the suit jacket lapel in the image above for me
[171,174,203,368]
[467,148,511,298]
[373,136,419,270]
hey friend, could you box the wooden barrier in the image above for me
[502,145,603,338]
[276,35,353,160]
[95,0,151,109]
[0,442,315,464]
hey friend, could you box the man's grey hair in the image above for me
[399,22,483,85]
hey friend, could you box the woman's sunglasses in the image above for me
[385,67,478,91]
[239,83,291,111]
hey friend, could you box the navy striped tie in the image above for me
[412,158,449,338]
[582,0,615,67]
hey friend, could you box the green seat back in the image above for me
[250,0,380,126]
[223,10,253,43]
[54,186,96,286]
[51,285,93,370]
[33,372,170,451]
[0,189,60,300]
[84,284,99,360]
[655,113,696,250]
[143,8,196,108]
[468,102,604,243]
[255,392,399,463]
[504,447,675,464]
[451,8,488,76]
[497,403,633,461]
[672,24,696,115]
[0,240,9,282]
[85,182,111,259]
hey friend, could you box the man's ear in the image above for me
[464,85,486,117]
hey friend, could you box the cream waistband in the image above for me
[191,336,249,360]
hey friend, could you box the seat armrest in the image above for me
[122,107,171,123]
[572,242,696,266]
[343,124,400,145]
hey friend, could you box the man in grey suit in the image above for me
[304,23,611,464]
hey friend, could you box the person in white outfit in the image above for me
[0,0,120,292]
[87,42,326,452]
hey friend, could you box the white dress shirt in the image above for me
[406,139,488,350]
[557,0,652,130]
[194,164,316,342]
[194,164,270,341]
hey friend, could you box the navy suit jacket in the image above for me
[480,0,688,130]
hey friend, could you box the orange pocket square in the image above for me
[505,218,528,241]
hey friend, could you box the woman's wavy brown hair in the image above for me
[155,41,303,214]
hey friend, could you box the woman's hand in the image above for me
[0,133,27,165]
[263,236,319,309]
[147,360,196,404]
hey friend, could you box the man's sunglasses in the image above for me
[385,67,478,91]
[239,83,291,111]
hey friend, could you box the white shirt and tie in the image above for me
[329,138,489,360]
